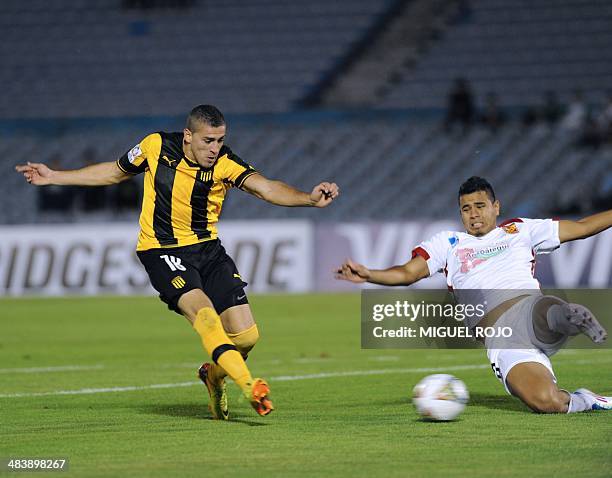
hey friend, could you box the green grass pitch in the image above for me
[1,294,610,477]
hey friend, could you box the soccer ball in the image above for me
[412,374,469,421]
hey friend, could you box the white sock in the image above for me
[566,391,590,413]
[546,304,580,337]
[564,388,612,413]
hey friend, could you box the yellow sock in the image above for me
[230,324,260,358]
[209,324,260,383]
[192,307,253,394]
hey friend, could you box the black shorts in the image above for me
[137,239,248,315]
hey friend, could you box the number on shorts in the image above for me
[160,254,186,272]
[491,363,502,380]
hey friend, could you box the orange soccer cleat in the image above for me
[249,378,274,416]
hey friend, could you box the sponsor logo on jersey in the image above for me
[127,144,142,163]
[171,276,186,289]
[502,223,519,234]
[457,243,510,272]
[448,235,459,247]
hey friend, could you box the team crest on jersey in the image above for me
[127,144,142,164]
[502,223,519,234]
[197,170,213,182]
[171,276,186,289]
[448,235,459,247]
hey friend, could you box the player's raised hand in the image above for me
[335,259,370,283]
[15,162,55,186]
[310,182,339,208]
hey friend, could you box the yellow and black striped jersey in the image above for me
[117,132,257,251]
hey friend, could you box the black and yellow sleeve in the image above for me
[215,146,258,189]
[117,133,161,175]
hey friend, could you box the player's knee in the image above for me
[196,308,223,332]
[178,289,215,324]
[230,324,259,358]
[526,389,567,414]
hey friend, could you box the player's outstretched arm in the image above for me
[335,256,430,286]
[15,161,131,187]
[241,173,339,207]
[559,209,612,243]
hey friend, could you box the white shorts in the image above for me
[484,295,566,395]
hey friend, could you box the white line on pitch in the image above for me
[270,364,489,381]
[0,363,489,399]
[0,381,198,398]
[0,358,609,399]
[0,365,105,374]
[293,358,334,364]
[369,356,400,362]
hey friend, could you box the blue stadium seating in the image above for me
[378,0,612,109]
[0,0,393,118]
[3,115,610,224]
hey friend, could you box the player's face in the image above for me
[459,190,500,237]
[183,122,226,168]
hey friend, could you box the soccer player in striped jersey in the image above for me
[336,176,611,414]
[16,105,339,419]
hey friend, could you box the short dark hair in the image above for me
[458,176,496,203]
[186,105,225,131]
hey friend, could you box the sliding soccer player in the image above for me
[337,176,610,413]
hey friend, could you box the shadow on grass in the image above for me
[141,403,268,426]
[408,393,527,423]
[464,392,526,412]
[364,392,527,414]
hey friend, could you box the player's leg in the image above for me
[136,245,271,417]
[506,361,612,412]
[531,296,607,346]
[178,289,252,389]
[506,361,569,413]
[225,308,259,357]
[179,289,272,417]
[200,241,261,377]
[196,241,272,417]
[527,296,610,411]
[488,296,610,414]
[198,305,261,418]
[209,304,259,376]
[489,346,571,413]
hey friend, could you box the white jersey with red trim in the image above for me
[412,218,560,324]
